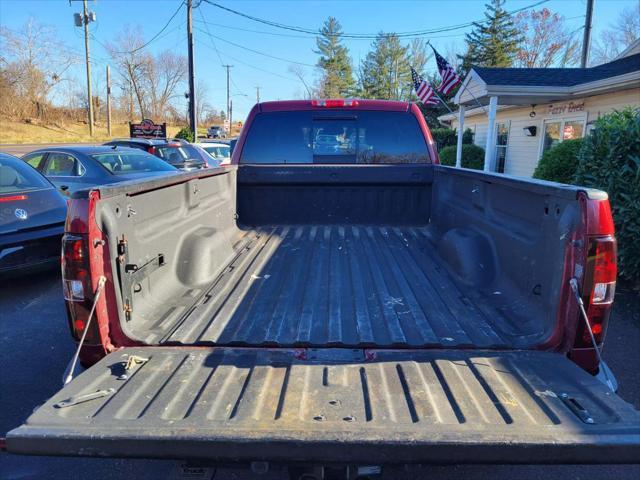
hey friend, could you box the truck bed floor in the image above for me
[152,226,536,348]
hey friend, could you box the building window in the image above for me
[495,122,509,173]
[542,118,585,154]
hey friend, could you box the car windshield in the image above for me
[91,152,176,175]
[240,110,431,164]
[202,145,230,158]
[0,156,51,194]
[155,145,205,163]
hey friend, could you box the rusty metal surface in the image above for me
[152,226,536,348]
[8,347,640,463]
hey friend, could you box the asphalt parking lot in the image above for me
[1,267,638,480]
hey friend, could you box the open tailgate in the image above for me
[7,347,640,464]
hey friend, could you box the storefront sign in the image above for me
[129,119,167,138]
[547,101,585,115]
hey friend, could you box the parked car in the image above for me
[0,152,67,275]
[193,141,231,165]
[22,146,178,196]
[7,100,639,469]
[154,140,216,170]
[103,138,167,154]
[207,125,226,139]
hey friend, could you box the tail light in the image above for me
[569,195,617,373]
[0,194,28,202]
[311,99,359,108]
[147,146,156,155]
[574,236,617,346]
[62,198,102,345]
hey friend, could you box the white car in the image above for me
[194,142,231,166]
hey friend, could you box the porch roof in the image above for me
[453,53,640,108]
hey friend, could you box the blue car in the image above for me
[21,146,179,196]
[0,152,67,275]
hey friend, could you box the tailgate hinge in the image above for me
[117,236,165,321]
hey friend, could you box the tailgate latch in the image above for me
[117,236,165,321]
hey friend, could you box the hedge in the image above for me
[439,144,485,170]
[431,128,474,152]
[573,107,640,284]
[174,127,194,142]
[533,138,584,184]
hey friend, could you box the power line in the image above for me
[203,0,550,39]
[106,0,185,55]
[193,18,467,40]
[194,38,299,82]
[193,26,315,67]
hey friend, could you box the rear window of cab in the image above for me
[240,111,431,164]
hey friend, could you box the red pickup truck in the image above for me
[8,100,639,469]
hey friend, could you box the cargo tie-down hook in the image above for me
[63,276,107,386]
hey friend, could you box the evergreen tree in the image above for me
[357,33,410,100]
[459,0,522,70]
[315,17,355,98]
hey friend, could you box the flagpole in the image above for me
[431,90,454,114]
[427,41,487,115]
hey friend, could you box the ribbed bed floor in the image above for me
[159,225,526,348]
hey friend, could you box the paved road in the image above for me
[1,269,638,479]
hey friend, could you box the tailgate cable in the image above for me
[64,276,107,386]
[569,278,615,392]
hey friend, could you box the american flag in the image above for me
[433,47,461,95]
[410,67,438,105]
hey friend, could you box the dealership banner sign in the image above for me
[129,119,167,139]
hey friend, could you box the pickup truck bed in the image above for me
[156,225,523,348]
[8,101,639,465]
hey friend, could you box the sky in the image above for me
[0,0,637,121]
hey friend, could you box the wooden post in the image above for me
[456,105,465,168]
[106,65,112,138]
[484,96,498,172]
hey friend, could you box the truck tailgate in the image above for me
[8,347,640,464]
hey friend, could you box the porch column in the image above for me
[484,96,498,172]
[455,105,465,168]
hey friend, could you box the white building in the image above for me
[438,47,640,177]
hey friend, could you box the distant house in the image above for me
[438,45,640,177]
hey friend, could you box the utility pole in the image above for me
[229,99,233,136]
[223,65,233,133]
[106,65,112,137]
[187,0,197,137]
[73,1,96,136]
[255,86,261,104]
[581,0,594,68]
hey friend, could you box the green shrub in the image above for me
[431,127,475,152]
[175,127,194,142]
[573,107,640,284]
[462,128,474,144]
[533,138,584,184]
[431,128,457,151]
[439,144,485,170]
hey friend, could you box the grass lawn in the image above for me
[0,119,183,144]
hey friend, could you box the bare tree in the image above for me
[288,64,314,98]
[514,8,580,68]
[106,26,153,119]
[0,18,76,118]
[591,5,640,65]
[195,80,212,124]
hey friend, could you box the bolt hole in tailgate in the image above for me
[7,347,639,463]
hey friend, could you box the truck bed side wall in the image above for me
[428,166,584,349]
